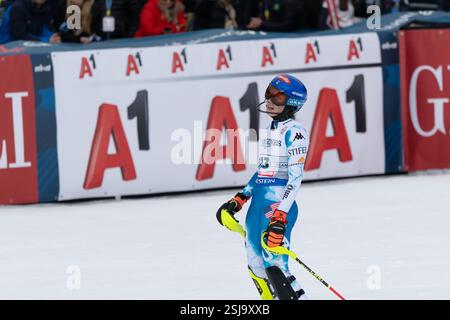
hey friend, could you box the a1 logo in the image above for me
[83,90,150,189]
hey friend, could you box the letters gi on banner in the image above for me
[52,33,385,201]
[400,29,450,171]
[0,55,38,204]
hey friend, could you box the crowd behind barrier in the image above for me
[0,0,450,45]
[0,11,450,204]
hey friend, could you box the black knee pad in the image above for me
[265,266,299,300]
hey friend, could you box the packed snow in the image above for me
[0,172,449,299]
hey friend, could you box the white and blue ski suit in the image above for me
[241,117,309,294]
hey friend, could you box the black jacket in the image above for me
[184,0,197,13]
[249,0,303,32]
[53,0,102,42]
[97,0,140,39]
[194,0,240,30]
[8,0,54,41]
[300,0,322,29]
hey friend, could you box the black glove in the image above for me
[216,192,249,226]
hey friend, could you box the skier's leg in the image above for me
[248,266,274,300]
[245,192,275,300]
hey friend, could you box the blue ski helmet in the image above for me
[268,74,307,112]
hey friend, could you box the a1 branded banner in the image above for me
[400,29,450,171]
[52,33,385,200]
[0,55,38,204]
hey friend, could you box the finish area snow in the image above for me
[0,173,449,299]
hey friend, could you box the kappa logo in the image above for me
[294,132,304,141]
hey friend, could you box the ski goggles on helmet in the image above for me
[265,85,288,106]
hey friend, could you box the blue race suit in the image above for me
[241,118,309,294]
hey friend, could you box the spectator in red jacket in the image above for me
[135,0,186,37]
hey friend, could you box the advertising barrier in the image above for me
[51,33,385,200]
[1,11,450,204]
[0,55,39,204]
[400,28,450,171]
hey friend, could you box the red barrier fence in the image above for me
[400,29,450,172]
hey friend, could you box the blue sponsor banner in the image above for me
[378,31,403,174]
[30,54,59,202]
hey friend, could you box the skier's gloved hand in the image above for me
[216,192,249,225]
[266,210,287,247]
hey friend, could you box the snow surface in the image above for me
[0,172,449,299]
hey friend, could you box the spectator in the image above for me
[246,0,303,32]
[47,0,60,20]
[135,0,186,37]
[234,0,253,28]
[97,0,140,39]
[366,0,400,12]
[0,0,61,44]
[184,0,197,31]
[354,0,368,16]
[320,0,364,29]
[53,0,102,43]
[301,0,323,29]
[138,0,148,8]
[194,0,238,30]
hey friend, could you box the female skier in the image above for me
[217,74,309,300]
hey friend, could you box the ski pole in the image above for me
[219,209,345,300]
[219,209,246,238]
[261,232,346,300]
